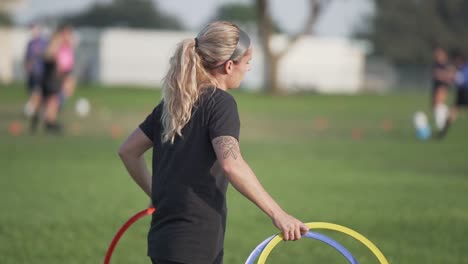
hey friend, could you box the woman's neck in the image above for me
[211,73,228,91]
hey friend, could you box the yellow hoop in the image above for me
[257,222,389,264]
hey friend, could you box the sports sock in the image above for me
[434,103,448,131]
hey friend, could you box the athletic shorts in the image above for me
[455,88,468,107]
[151,258,185,264]
[27,74,42,92]
[431,83,449,106]
[41,61,60,98]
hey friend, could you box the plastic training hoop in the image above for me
[103,207,155,264]
[245,231,358,264]
[257,222,389,264]
[104,211,389,264]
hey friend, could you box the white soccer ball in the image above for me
[413,111,428,129]
[413,111,431,140]
[75,97,91,117]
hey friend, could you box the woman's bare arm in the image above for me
[118,128,153,197]
[212,136,308,241]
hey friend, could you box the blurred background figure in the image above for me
[56,24,76,109]
[440,50,468,138]
[23,23,47,119]
[30,24,72,134]
[452,51,468,116]
[430,47,453,137]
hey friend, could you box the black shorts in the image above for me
[41,61,60,98]
[431,83,449,106]
[455,88,468,107]
[433,80,450,89]
[150,250,223,264]
[151,258,185,264]
[27,74,42,92]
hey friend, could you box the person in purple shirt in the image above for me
[453,52,468,111]
[23,23,48,119]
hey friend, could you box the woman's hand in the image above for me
[272,212,309,241]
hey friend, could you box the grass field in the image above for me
[1,84,467,264]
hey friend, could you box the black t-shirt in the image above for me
[139,87,240,264]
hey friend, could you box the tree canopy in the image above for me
[365,0,468,64]
[63,0,183,30]
[213,2,282,33]
[0,12,13,26]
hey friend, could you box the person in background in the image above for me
[56,24,76,109]
[23,23,47,119]
[439,50,468,138]
[431,47,453,136]
[118,21,308,264]
[452,51,468,116]
[30,25,67,134]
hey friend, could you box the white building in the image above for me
[0,27,365,93]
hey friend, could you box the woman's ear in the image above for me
[224,60,234,74]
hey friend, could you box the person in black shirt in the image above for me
[438,50,468,138]
[118,21,309,264]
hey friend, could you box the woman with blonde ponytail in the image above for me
[119,21,308,264]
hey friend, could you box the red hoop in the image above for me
[103,208,155,264]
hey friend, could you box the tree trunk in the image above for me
[256,0,329,95]
[265,54,281,94]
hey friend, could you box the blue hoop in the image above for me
[244,231,358,264]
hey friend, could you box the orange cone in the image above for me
[314,117,329,132]
[380,119,394,132]
[110,125,123,139]
[8,121,23,136]
[351,128,363,140]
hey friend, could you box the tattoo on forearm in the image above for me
[214,136,239,160]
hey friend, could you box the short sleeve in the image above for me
[139,103,162,142]
[208,94,240,141]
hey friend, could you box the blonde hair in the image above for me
[161,21,249,143]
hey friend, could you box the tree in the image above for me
[213,3,282,33]
[0,0,19,26]
[364,0,468,65]
[0,12,12,26]
[63,0,183,30]
[255,0,332,94]
[216,3,257,25]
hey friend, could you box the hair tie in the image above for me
[194,37,199,48]
[228,29,250,60]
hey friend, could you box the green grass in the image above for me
[1,83,467,264]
